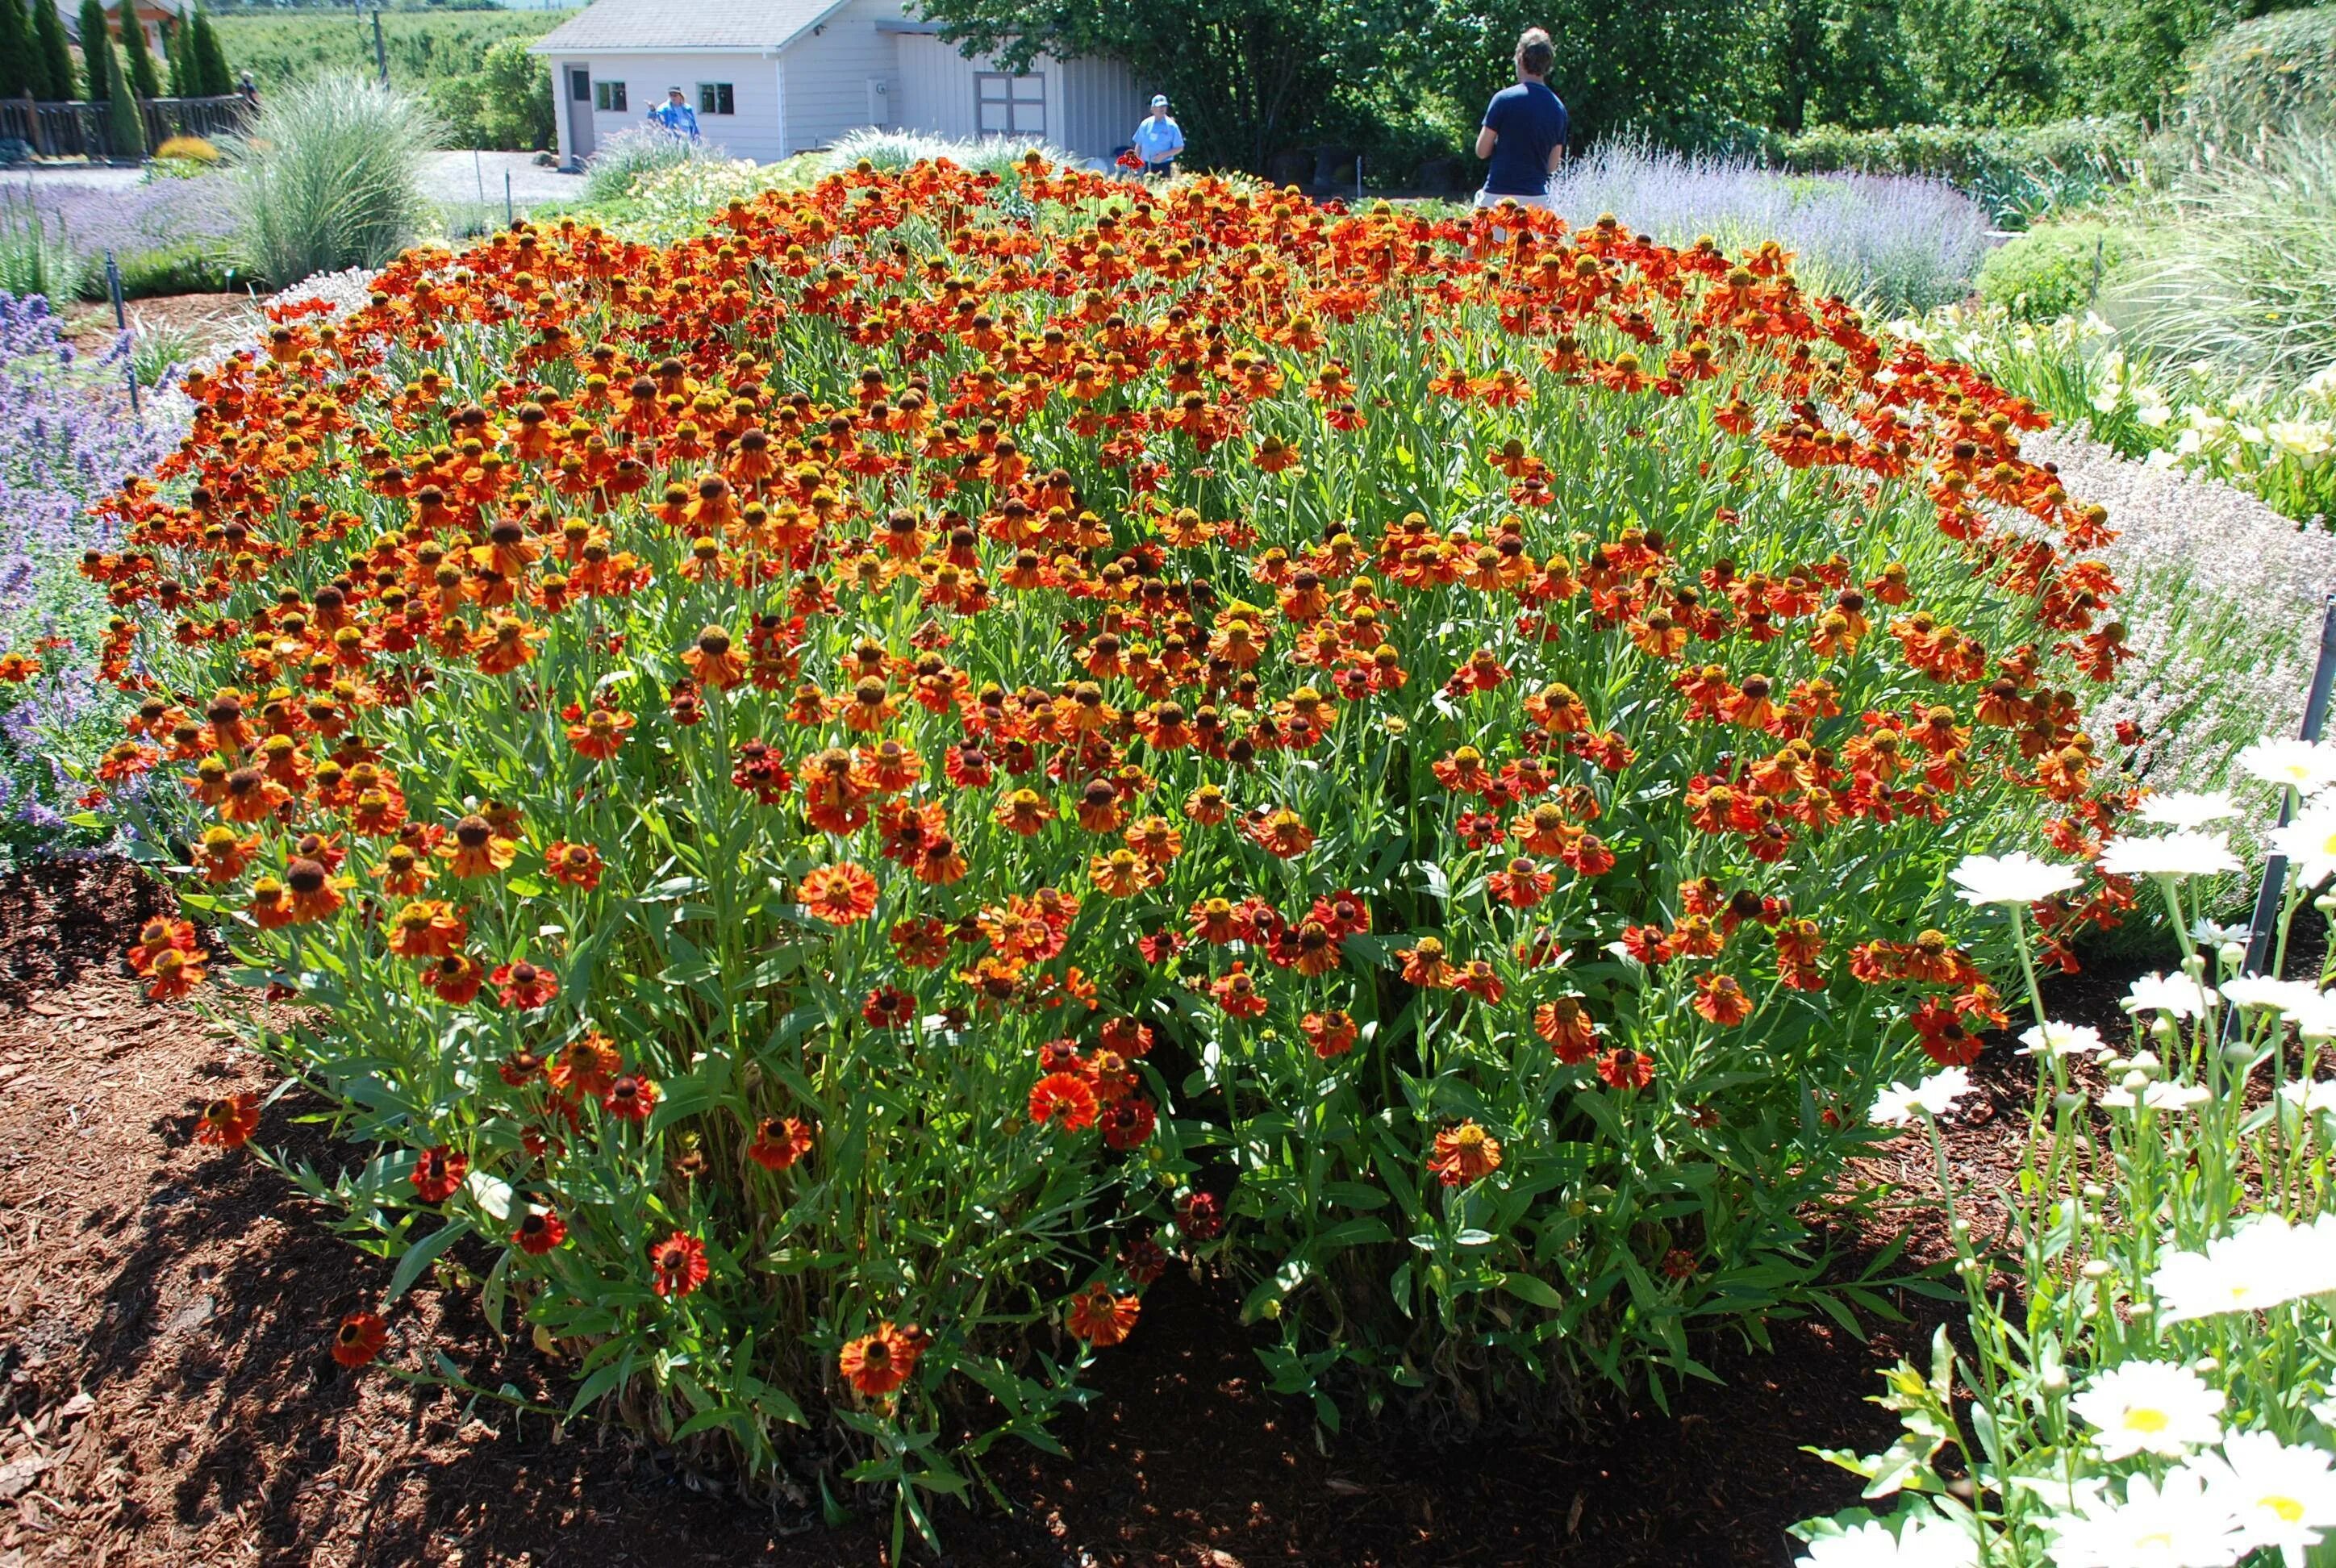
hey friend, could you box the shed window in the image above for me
[698,81,735,115]
[594,80,627,111]
[975,72,1044,137]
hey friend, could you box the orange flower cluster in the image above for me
[88,157,2128,1465]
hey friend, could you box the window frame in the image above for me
[594,80,627,112]
[974,71,1045,137]
[697,81,736,116]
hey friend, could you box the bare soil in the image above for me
[1,857,2086,1567]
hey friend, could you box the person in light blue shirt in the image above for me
[648,87,701,140]
[1131,95,1183,175]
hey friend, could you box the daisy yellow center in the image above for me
[2265,1494,2305,1524]
[2124,1406,2169,1433]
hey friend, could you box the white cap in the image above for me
[1151,94,1168,106]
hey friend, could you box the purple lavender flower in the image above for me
[0,286,189,855]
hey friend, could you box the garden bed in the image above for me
[0,857,2109,1567]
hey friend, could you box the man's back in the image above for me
[1480,81,1567,196]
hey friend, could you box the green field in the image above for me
[216,10,573,92]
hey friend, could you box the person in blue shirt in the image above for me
[648,87,701,140]
[1473,28,1567,209]
[1131,96,1184,176]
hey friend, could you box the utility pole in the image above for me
[371,10,387,85]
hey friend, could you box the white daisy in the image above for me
[2272,803,2336,890]
[2240,737,2336,796]
[2042,1467,2246,1567]
[2097,832,2242,880]
[1949,851,2081,908]
[2125,972,2217,1020]
[2071,1361,2225,1460]
[1871,1067,1974,1128]
[2151,1216,2336,1323]
[2019,1020,2107,1058]
[2188,1430,2336,1562]
[1798,1516,1979,1566]
[2136,790,2241,830]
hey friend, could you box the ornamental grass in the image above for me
[77,157,2138,1544]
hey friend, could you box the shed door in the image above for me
[566,66,596,161]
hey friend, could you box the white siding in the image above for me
[1060,55,1145,165]
[891,31,1137,165]
[556,52,789,165]
[780,0,903,153]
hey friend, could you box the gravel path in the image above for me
[11,151,583,213]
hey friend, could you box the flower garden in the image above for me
[6,127,2336,1566]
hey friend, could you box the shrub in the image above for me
[1759,116,2145,226]
[1975,219,2135,320]
[223,74,440,289]
[115,240,240,298]
[154,135,221,165]
[2175,4,2336,148]
[2102,131,2336,387]
[1546,138,1992,311]
[0,194,94,304]
[580,126,726,206]
[425,35,555,153]
[90,165,2127,1541]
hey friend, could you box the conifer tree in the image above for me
[99,23,139,153]
[164,12,185,96]
[76,0,111,100]
[188,2,224,95]
[120,3,157,98]
[31,0,76,99]
[0,0,34,100]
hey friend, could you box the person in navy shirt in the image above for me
[1474,27,1567,209]
[648,87,702,141]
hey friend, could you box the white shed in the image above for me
[528,0,1149,172]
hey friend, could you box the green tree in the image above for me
[120,6,159,98]
[165,14,186,96]
[77,0,111,100]
[1742,0,1926,131]
[0,0,34,99]
[426,35,553,151]
[1896,0,2075,123]
[98,25,138,152]
[916,0,1371,169]
[31,0,76,98]
[189,3,227,95]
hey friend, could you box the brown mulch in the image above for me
[2,857,2086,1568]
[60,292,260,362]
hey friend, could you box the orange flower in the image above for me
[331,1310,389,1368]
[1397,936,1454,989]
[544,840,604,890]
[682,624,746,690]
[839,1321,927,1398]
[1065,1283,1141,1346]
[1534,996,1599,1062]
[566,706,635,759]
[1693,973,1754,1026]
[386,899,466,959]
[439,815,517,878]
[490,959,559,1009]
[1243,806,1314,859]
[1029,1070,1099,1131]
[1596,1047,1655,1090]
[548,1032,622,1098]
[194,1091,260,1148]
[1089,848,1158,899]
[748,1115,816,1170]
[1427,1120,1503,1186]
[799,861,879,925]
[1301,1009,1358,1057]
[649,1230,710,1297]
[994,787,1056,836]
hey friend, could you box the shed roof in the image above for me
[528,0,848,56]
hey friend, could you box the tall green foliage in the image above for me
[99,28,140,155]
[225,73,438,285]
[0,0,31,98]
[189,4,228,96]
[76,0,111,100]
[31,0,75,99]
[121,9,160,99]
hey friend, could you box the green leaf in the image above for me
[386,1216,474,1305]
[1500,1271,1565,1310]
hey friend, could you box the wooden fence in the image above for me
[0,95,251,162]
